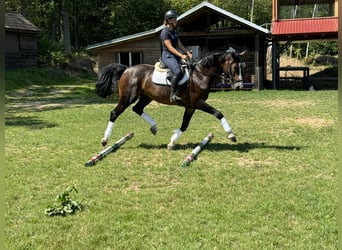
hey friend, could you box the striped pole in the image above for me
[181,133,214,167]
[85,132,134,166]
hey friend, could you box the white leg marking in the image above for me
[170,129,183,144]
[220,117,232,134]
[104,121,114,141]
[141,112,156,127]
[167,129,183,149]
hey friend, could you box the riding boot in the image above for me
[170,75,182,102]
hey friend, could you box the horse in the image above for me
[96,50,244,149]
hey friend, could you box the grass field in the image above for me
[5,69,338,249]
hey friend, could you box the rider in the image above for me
[160,10,192,102]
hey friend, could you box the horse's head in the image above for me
[221,49,246,84]
[198,49,246,85]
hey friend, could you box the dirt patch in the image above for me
[238,157,279,168]
[294,118,335,128]
[259,100,315,108]
[127,183,140,191]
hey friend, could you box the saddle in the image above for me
[154,60,168,73]
[151,59,189,86]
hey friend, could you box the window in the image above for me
[5,33,19,53]
[117,52,142,66]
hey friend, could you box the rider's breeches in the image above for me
[161,53,182,78]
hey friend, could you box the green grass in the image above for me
[5,69,337,249]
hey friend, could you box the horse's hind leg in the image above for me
[102,102,127,146]
[132,95,157,135]
[102,95,138,146]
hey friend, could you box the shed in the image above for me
[87,2,270,90]
[270,0,338,89]
[5,13,40,70]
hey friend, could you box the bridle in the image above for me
[193,52,241,83]
[225,55,242,84]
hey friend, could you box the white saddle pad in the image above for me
[152,67,189,86]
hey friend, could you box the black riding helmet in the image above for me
[164,10,178,20]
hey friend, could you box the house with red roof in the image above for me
[270,0,338,88]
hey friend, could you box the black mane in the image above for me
[198,52,237,68]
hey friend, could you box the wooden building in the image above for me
[5,13,40,70]
[87,2,270,90]
[271,0,338,89]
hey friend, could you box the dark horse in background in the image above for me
[96,50,244,149]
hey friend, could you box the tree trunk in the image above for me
[20,0,27,16]
[73,2,79,50]
[62,1,72,54]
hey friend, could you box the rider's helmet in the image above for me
[164,10,178,20]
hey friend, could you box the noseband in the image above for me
[224,53,241,84]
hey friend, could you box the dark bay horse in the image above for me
[96,50,243,149]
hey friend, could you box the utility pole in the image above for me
[250,0,255,22]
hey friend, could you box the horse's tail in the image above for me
[96,63,128,98]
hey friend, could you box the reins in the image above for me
[192,53,241,85]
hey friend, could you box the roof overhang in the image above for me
[86,28,161,51]
[5,13,41,33]
[86,1,270,51]
[271,17,338,41]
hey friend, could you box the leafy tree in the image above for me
[5,0,337,65]
[310,41,338,56]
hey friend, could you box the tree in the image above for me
[5,0,336,62]
[61,0,71,54]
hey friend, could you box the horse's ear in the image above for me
[239,50,247,56]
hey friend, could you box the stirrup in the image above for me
[170,94,182,102]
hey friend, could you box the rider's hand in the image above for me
[181,54,188,60]
[186,51,193,59]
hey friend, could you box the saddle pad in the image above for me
[152,70,168,85]
[151,68,189,86]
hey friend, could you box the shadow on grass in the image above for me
[5,85,115,113]
[138,142,302,152]
[5,116,58,129]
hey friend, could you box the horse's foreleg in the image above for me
[132,95,157,135]
[167,107,195,150]
[221,117,237,142]
[196,100,237,142]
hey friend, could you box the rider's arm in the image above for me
[178,40,192,59]
[164,39,187,60]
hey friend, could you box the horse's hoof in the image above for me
[167,143,175,150]
[228,134,237,142]
[101,138,108,147]
[150,125,157,135]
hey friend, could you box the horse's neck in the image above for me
[195,64,218,78]
[193,65,217,89]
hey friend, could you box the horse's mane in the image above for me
[197,52,228,68]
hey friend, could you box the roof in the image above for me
[87,1,270,50]
[277,0,335,5]
[272,17,338,41]
[5,13,40,33]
